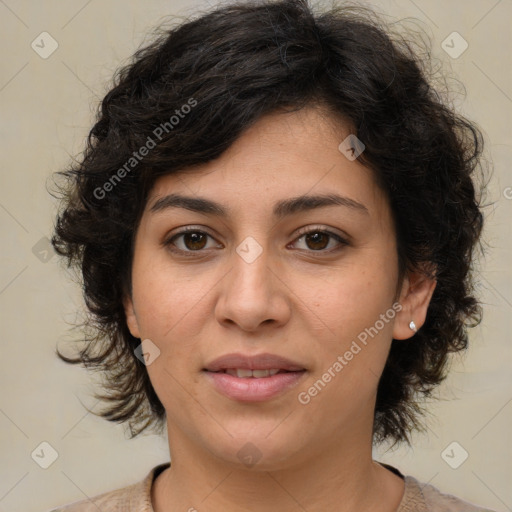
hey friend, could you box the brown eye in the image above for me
[181,232,208,250]
[164,228,219,256]
[304,231,330,250]
[163,226,348,257]
[292,228,348,253]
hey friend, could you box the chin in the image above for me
[206,428,306,471]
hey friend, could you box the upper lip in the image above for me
[204,353,306,372]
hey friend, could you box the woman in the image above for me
[49,0,494,510]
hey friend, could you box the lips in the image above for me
[203,352,306,373]
[222,368,282,378]
[203,353,306,401]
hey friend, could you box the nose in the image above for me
[214,240,291,333]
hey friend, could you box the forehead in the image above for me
[146,107,387,220]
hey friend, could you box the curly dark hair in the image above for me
[51,0,487,445]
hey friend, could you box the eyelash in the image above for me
[163,225,349,257]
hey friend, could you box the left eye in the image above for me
[164,227,348,255]
[292,229,347,252]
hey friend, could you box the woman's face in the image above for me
[125,107,430,469]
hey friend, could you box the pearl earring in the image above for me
[409,321,417,333]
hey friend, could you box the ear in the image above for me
[393,268,437,340]
[123,295,141,339]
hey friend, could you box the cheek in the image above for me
[133,264,207,410]
[304,257,398,338]
[131,248,212,341]
[298,282,396,422]
[296,253,398,395]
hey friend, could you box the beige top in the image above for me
[47,462,496,512]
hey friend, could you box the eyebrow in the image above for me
[149,192,369,218]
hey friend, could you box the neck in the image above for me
[152,424,404,512]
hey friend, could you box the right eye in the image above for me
[163,227,222,256]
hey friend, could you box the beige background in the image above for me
[0,0,510,511]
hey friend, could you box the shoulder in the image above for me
[378,461,497,512]
[401,474,497,512]
[45,482,139,512]
[45,463,170,512]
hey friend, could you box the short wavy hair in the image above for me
[51,0,487,445]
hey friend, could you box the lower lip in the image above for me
[204,370,306,402]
